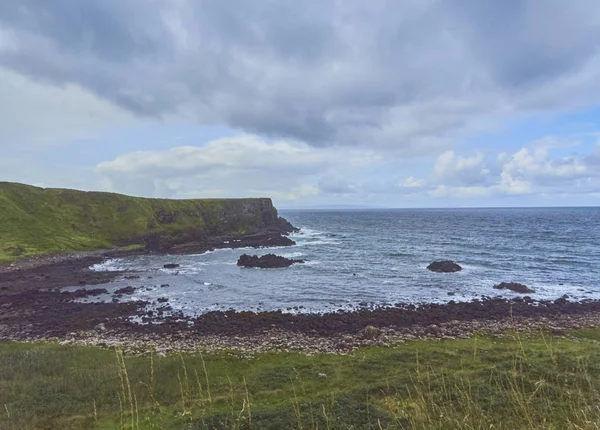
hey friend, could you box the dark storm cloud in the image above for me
[1,0,600,148]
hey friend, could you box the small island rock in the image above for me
[493,282,535,294]
[427,260,462,273]
[237,253,304,269]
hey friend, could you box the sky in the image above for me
[1,1,600,208]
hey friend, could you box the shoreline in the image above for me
[4,312,600,356]
[2,244,600,355]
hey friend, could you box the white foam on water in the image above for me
[90,259,127,271]
[279,252,305,258]
[295,239,340,247]
[302,260,322,266]
[292,227,325,237]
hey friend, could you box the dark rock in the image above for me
[124,275,140,280]
[163,263,180,269]
[237,253,304,269]
[447,292,456,296]
[273,217,300,234]
[114,286,135,295]
[160,284,170,288]
[65,288,109,298]
[157,297,169,303]
[493,282,535,294]
[427,260,462,273]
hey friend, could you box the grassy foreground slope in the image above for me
[0,182,282,261]
[2,330,600,429]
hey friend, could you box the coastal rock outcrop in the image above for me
[163,264,180,269]
[427,260,462,273]
[0,182,297,260]
[114,286,135,295]
[493,282,535,294]
[237,253,304,269]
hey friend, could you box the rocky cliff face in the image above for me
[140,198,297,252]
[0,182,296,260]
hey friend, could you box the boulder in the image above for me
[237,253,304,269]
[427,260,462,273]
[114,286,135,295]
[163,263,180,269]
[493,282,535,294]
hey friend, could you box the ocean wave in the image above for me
[302,260,322,266]
[279,252,305,258]
[295,239,341,247]
[90,259,126,271]
[389,252,414,257]
[292,227,326,237]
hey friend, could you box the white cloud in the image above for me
[434,150,489,186]
[429,185,491,199]
[96,135,379,199]
[400,177,425,188]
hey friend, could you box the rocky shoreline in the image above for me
[2,241,600,355]
[4,312,600,356]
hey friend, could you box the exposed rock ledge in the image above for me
[237,253,305,268]
[494,282,536,294]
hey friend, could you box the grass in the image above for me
[2,329,600,429]
[0,182,279,261]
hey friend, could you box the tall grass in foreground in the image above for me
[2,329,600,429]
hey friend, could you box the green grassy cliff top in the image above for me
[0,182,281,261]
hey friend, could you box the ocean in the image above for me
[88,207,600,315]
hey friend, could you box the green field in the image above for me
[0,182,279,261]
[2,330,600,429]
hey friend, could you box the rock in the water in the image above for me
[237,253,304,269]
[163,263,180,269]
[114,286,135,295]
[493,282,535,294]
[427,260,462,273]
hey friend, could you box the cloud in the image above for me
[2,1,600,153]
[96,135,377,199]
[434,150,489,186]
[318,175,357,194]
[0,67,137,146]
[94,133,600,205]
[432,141,600,199]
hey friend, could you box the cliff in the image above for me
[0,182,295,261]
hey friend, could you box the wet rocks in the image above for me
[65,288,109,298]
[114,286,135,295]
[427,260,462,273]
[493,282,535,294]
[237,253,305,269]
[163,263,180,269]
